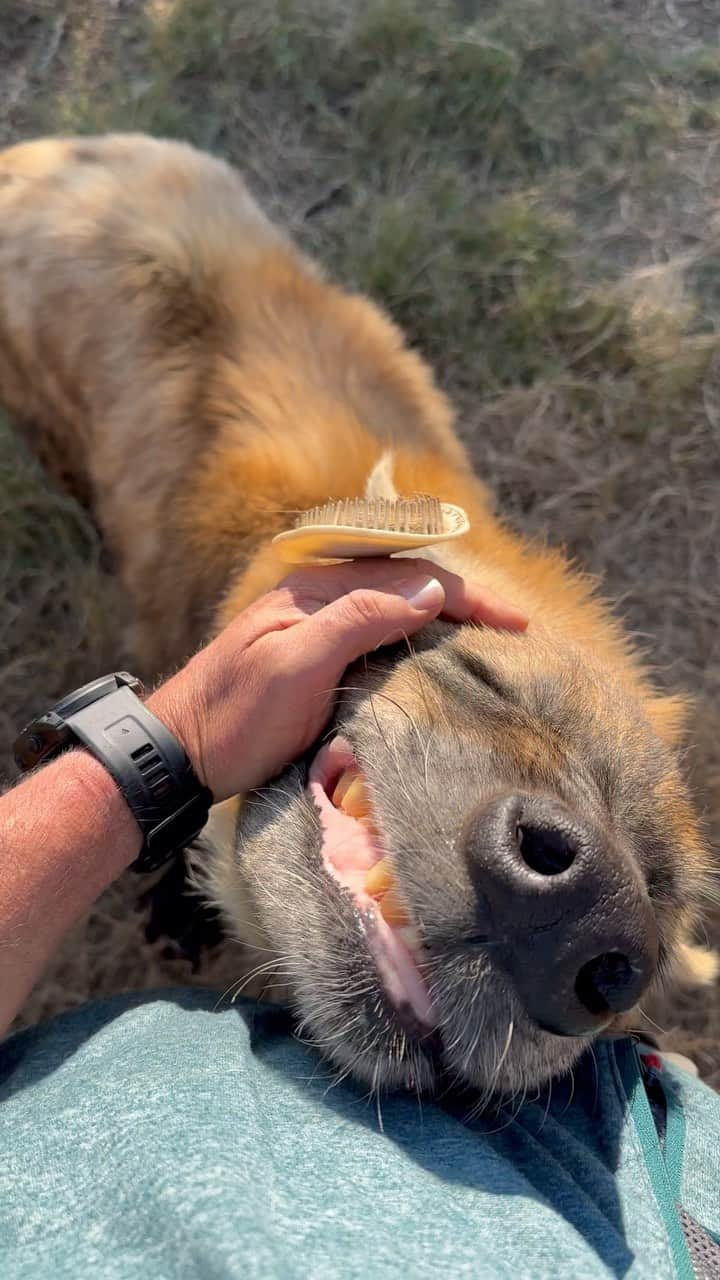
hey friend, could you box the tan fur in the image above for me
[0,133,713,1005]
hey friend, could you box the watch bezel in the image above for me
[14,672,145,772]
[52,672,144,720]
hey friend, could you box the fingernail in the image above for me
[394,575,445,611]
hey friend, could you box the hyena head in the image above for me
[202,524,714,1101]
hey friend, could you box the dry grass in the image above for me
[1,0,719,1080]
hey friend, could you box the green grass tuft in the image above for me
[0,414,125,780]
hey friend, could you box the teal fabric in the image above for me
[614,1044,693,1278]
[0,989,718,1279]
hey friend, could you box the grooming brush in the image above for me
[272,495,470,564]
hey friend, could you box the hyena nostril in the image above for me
[461,792,659,1037]
[516,822,577,877]
[574,951,637,1017]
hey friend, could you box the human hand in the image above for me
[148,559,527,802]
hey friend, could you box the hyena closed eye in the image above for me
[0,133,715,1097]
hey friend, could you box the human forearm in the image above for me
[0,750,141,1036]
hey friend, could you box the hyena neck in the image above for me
[199,438,494,626]
[179,248,660,706]
[197,427,617,673]
[205,428,688,757]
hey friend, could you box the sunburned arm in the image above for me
[0,750,142,1037]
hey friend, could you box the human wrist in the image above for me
[58,746,144,871]
[145,667,211,792]
[145,653,252,803]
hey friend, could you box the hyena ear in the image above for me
[363,450,477,576]
[672,939,719,987]
[364,451,398,501]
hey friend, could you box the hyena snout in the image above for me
[461,793,659,1038]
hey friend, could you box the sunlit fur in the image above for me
[0,134,715,1098]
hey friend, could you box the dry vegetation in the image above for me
[1,0,719,1079]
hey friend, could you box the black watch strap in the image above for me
[14,675,213,874]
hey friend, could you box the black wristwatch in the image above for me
[13,672,213,874]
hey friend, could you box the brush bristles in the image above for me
[295,495,444,535]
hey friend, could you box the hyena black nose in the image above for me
[462,793,659,1037]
